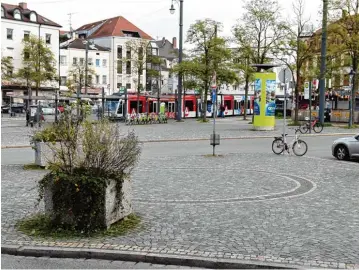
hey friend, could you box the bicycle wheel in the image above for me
[299,123,309,134]
[272,138,285,155]
[313,122,323,133]
[292,139,308,156]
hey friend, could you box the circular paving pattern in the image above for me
[133,168,316,204]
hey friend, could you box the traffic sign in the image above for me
[212,88,216,103]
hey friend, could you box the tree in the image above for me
[232,31,256,120]
[328,0,359,127]
[233,0,286,122]
[186,19,236,121]
[16,35,57,99]
[1,56,14,81]
[273,0,315,123]
[124,39,151,113]
[66,64,97,93]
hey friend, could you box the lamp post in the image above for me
[349,69,356,128]
[170,0,183,121]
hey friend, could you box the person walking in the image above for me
[220,104,225,118]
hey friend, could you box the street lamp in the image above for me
[349,69,356,127]
[169,0,183,121]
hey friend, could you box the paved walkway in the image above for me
[1,118,357,147]
[2,151,359,269]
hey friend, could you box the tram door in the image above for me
[116,100,124,117]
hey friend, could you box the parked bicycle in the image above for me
[272,128,308,156]
[299,116,324,134]
[125,113,168,125]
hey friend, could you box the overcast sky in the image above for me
[7,0,323,43]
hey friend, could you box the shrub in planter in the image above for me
[36,105,141,233]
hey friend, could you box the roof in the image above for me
[1,3,62,28]
[76,16,153,40]
[154,39,178,60]
[60,38,110,51]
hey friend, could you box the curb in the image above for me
[1,132,357,149]
[1,245,298,269]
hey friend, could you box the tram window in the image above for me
[185,100,194,111]
[234,100,240,110]
[224,100,232,110]
[117,101,123,114]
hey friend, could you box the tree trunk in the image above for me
[294,70,301,124]
[202,82,209,122]
[351,53,358,126]
[137,73,141,113]
[243,74,249,121]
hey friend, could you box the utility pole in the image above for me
[85,40,89,95]
[319,0,328,124]
[157,63,162,113]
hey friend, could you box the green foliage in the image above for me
[66,64,97,93]
[1,56,14,81]
[23,163,46,170]
[185,19,238,121]
[30,103,141,233]
[16,35,57,90]
[17,213,141,238]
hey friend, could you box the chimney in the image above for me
[172,37,177,49]
[19,2,27,9]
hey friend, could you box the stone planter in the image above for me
[44,177,133,229]
[34,142,55,167]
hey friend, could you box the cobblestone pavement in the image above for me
[1,254,202,269]
[2,117,357,147]
[2,152,359,269]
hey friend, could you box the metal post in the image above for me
[85,40,89,95]
[55,88,58,123]
[283,82,287,144]
[158,64,161,113]
[9,96,12,117]
[309,81,312,134]
[124,87,128,119]
[349,71,356,128]
[37,101,41,127]
[319,0,328,124]
[213,88,216,156]
[102,87,105,119]
[177,0,184,121]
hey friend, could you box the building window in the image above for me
[24,51,30,60]
[96,59,100,67]
[126,61,131,74]
[7,29,13,40]
[126,83,131,89]
[88,58,93,65]
[73,57,77,65]
[14,9,21,20]
[88,75,92,84]
[102,59,107,67]
[96,75,100,84]
[126,48,131,59]
[79,58,84,66]
[60,56,66,65]
[117,60,122,74]
[23,31,30,41]
[117,83,122,89]
[117,45,122,59]
[45,33,51,44]
[139,47,144,61]
[102,75,107,84]
[60,76,67,86]
[1,7,4,17]
[30,12,37,22]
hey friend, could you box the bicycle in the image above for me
[272,128,308,156]
[299,116,323,134]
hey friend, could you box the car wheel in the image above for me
[335,145,349,161]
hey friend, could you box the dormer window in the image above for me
[13,9,21,20]
[30,12,37,22]
[1,7,4,17]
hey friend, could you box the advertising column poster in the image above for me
[253,72,276,130]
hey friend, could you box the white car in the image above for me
[41,105,60,115]
[332,134,359,160]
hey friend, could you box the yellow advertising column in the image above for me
[253,72,276,131]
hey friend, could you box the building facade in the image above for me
[74,16,153,95]
[59,38,110,95]
[1,2,61,102]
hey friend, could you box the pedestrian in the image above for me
[220,104,225,118]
